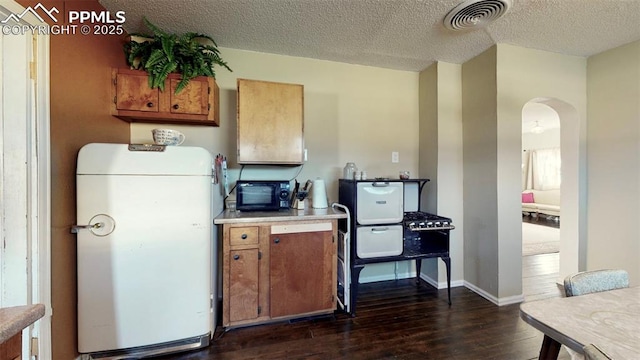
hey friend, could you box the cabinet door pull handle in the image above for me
[372,181,390,187]
[371,227,389,233]
[241,234,248,239]
[274,238,280,244]
[173,104,179,110]
[233,254,240,260]
[146,102,154,108]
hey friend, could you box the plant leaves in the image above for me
[123,16,232,94]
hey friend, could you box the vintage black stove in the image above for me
[401,211,453,287]
[338,179,455,316]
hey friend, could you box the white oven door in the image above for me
[356,225,404,258]
[356,182,404,225]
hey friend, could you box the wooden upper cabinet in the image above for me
[237,79,304,164]
[114,70,159,112]
[111,68,220,126]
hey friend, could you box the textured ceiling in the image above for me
[97,0,640,133]
[98,0,640,72]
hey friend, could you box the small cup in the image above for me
[152,128,185,146]
[225,199,236,212]
[399,171,410,180]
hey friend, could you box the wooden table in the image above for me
[520,287,640,359]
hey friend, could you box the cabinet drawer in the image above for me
[229,227,259,246]
[356,224,404,258]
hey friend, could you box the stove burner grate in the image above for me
[404,211,455,231]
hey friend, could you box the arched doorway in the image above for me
[521,98,585,298]
[521,102,561,300]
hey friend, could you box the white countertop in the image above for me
[214,206,347,224]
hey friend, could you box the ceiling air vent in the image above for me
[444,0,512,31]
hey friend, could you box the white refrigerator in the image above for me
[75,143,215,358]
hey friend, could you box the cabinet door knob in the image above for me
[173,104,179,110]
[241,234,248,239]
[274,238,280,244]
[233,254,240,260]
[146,102,154,107]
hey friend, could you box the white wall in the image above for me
[522,127,560,150]
[587,40,640,285]
[130,48,421,282]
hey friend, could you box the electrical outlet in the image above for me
[392,151,399,163]
[304,149,308,161]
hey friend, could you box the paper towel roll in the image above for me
[312,178,328,209]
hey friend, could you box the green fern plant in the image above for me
[124,17,232,93]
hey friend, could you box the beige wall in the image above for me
[587,40,640,285]
[462,44,587,302]
[462,47,500,297]
[419,62,464,287]
[496,44,587,300]
[131,48,421,281]
[132,48,420,202]
[419,65,439,212]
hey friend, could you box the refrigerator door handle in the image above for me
[71,214,116,236]
[71,222,103,233]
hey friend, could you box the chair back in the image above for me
[564,269,629,297]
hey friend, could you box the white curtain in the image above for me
[523,148,561,190]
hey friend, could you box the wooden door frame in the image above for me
[0,1,51,358]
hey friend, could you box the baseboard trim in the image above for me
[419,273,464,289]
[463,281,525,306]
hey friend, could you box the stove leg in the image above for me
[349,265,365,317]
[441,256,452,306]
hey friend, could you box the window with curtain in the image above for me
[522,147,561,190]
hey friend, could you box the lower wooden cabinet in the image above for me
[221,220,337,328]
[0,332,21,360]
[270,230,334,318]
[228,248,259,322]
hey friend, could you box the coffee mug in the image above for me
[152,128,185,146]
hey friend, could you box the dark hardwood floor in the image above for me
[159,251,567,360]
